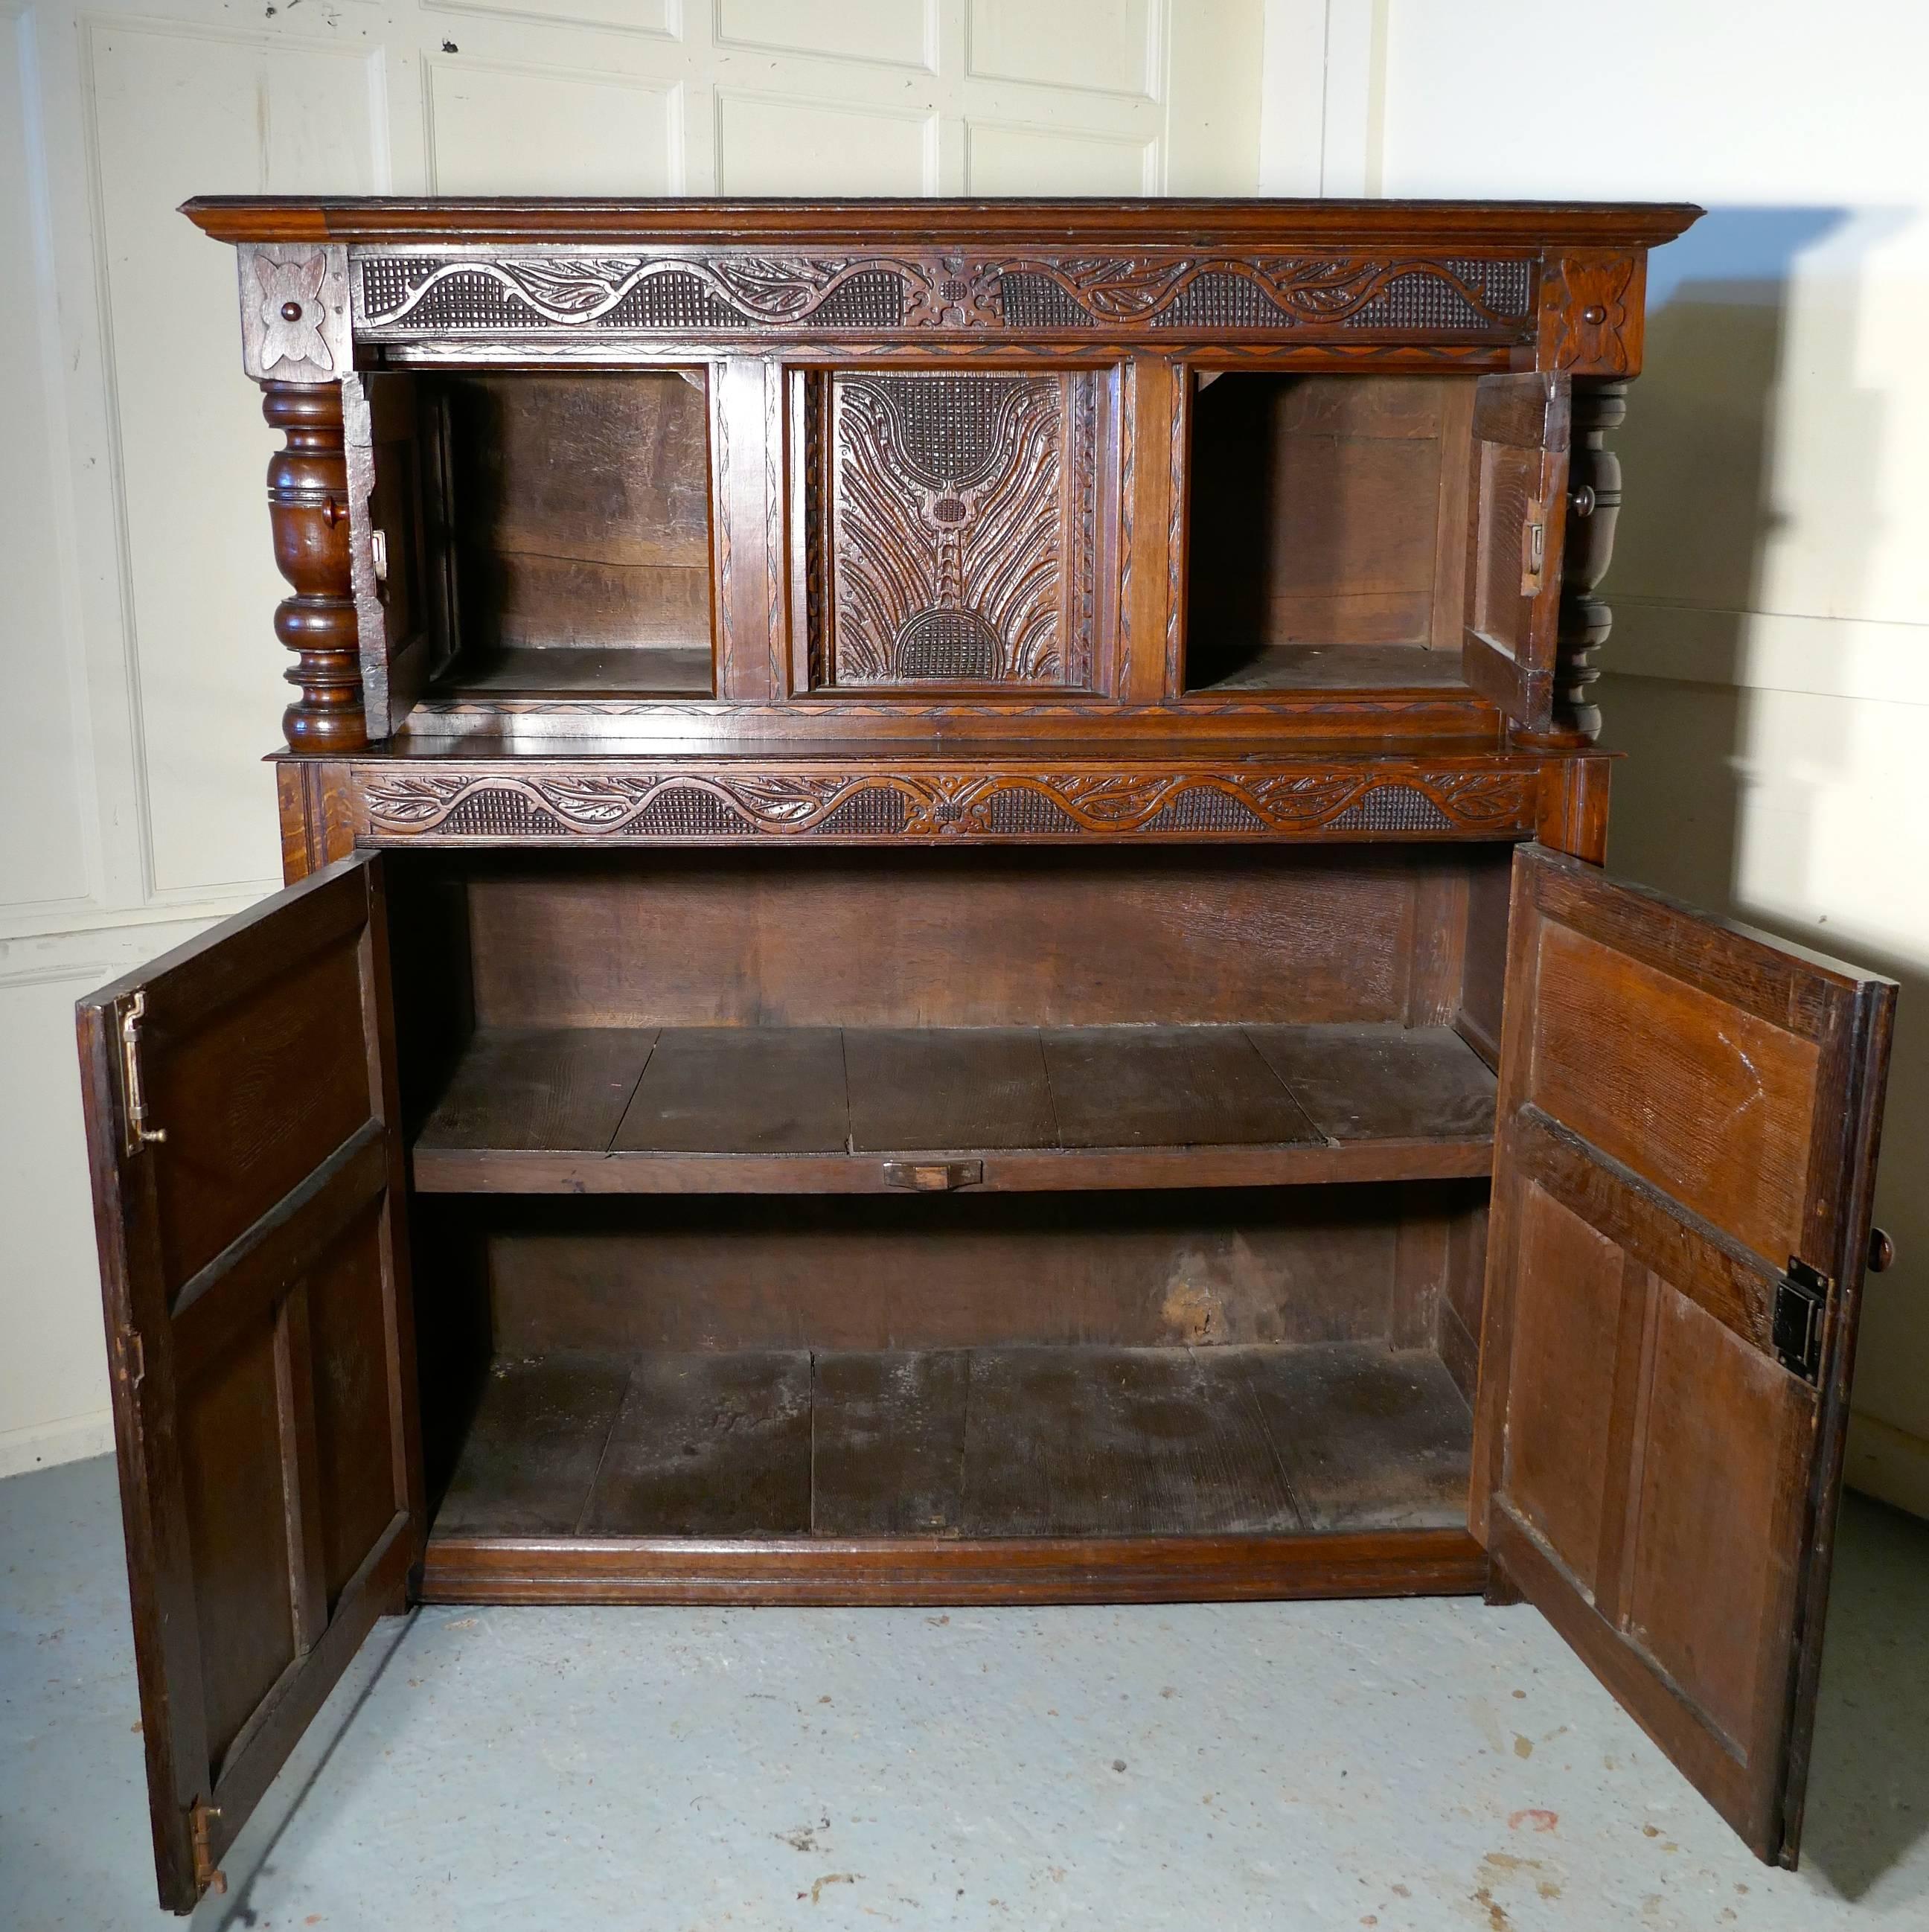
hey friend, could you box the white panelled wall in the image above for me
[0,0,1314,1475]
[1296,0,1929,1514]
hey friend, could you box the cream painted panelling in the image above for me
[967,121,1151,196]
[969,0,1156,98]
[717,0,936,71]
[0,12,90,919]
[716,92,935,195]
[0,916,216,1479]
[0,0,1292,1475]
[427,57,682,194]
[423,0,680,36]
[89,22,380,898]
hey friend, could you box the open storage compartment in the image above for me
[413,1185,1488,1554]
[1183,372,1478,697]
[400,368,715,700]
[381,842,1517,1588]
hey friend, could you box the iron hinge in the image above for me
[189,1797,226,1898]
[1773,1258,1832,1384]
[118,991,167,1158]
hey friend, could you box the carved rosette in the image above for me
[265,384,365,751]
[1538,253,1642,376]
[240,244,351,382]
[356,767,1540,843]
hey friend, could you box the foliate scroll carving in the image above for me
[819,372,1095,687]
[358,766,1539,843]
[240,244,351,383]
[1539,253,1641,376]
[352,251,1535,340]
[358,255,910,333]
[991,255,1533,333]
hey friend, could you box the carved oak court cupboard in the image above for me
[74,196,1899,1910]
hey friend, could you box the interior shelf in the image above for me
[1186,642,1471,696]
[428,1340,1474,1544]
[410,1020,1498,1194]
[427,643,712,697]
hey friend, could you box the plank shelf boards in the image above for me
[426,643,714,698]
[1184,642,1472,697]
[424,1340,1477,1599]
[410,1021,1498,1194]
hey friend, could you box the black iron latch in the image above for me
[1773,1258,1832,1383]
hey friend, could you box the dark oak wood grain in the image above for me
[428,1340,1471,1548]
[408,1020,1497,1192]
[1473,844,1896,1867]
[76,855,420,1912]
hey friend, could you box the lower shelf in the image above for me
[423,1340,1476,1603]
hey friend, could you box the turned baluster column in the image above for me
[263,380,366,752]
[1543,377,1625,744]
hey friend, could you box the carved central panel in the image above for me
[814,370,1098,689]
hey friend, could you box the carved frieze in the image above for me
[356,766,1540,843]
[351,251,1536,341]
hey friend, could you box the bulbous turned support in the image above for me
[263,381,365,752]
[1514,378,1625,748]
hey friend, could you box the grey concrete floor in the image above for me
[2,1456,1926,1930]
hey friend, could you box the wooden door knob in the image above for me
[1869,1226,1896,1273]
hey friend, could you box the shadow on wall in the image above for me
[1598,207,1929,1897]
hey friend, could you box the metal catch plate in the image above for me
[1773,1258,1832,1383]
[883,1159,982,1192]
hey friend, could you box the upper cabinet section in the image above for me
[187,199,1699,371]
[187,199,1699,752]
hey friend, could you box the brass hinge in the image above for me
[118,1327,145,1392]
[189,1797,226,1898]
[1773,1258,1832,1384]
[118,991,166,1159]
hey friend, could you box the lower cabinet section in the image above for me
[408,1165,1491,1602]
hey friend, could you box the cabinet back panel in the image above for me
[446,847,1490,1029]
[435,371,712,659]
[447,1184,1488,1357]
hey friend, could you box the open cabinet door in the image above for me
[1472,845,1893,1866]
[1460,371,1570,732]
[345,371,441,739]
[76,854,422,1912]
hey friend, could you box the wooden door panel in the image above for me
[1460,371,1569,730]
[77,854,420,1913]
[348,370,436,738]
[1474,844,1893,1866]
